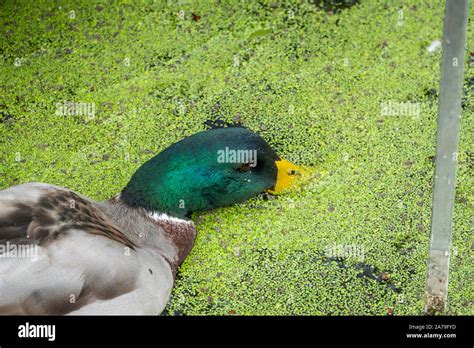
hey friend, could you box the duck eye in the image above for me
[289,170,296,175]
[237,163,252,172]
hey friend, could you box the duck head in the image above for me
[121,127,305,219]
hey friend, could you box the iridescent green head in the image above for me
[121,127,304,219]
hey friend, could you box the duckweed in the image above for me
[0,0,472,315]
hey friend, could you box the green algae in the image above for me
[0,0,472,315]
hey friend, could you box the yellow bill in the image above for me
[267,158,309,194]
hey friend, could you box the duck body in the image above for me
[0,127,304,315]
[0,182,195,315]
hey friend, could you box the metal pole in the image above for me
[425,0,469,314]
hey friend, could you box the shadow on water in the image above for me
[322,255,401,293]
[313,0,360,13]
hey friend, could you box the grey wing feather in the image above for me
[0,183,139,314]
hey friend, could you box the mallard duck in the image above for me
[0,127,304,315]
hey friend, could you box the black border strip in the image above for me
[0,315,472,345]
